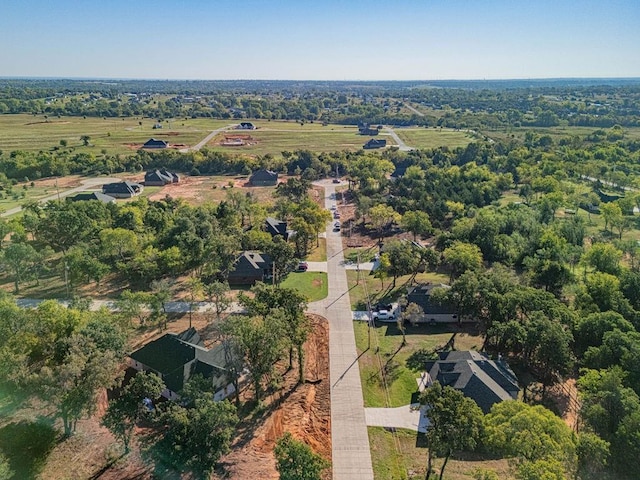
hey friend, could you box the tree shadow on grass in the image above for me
[0,419,58,479]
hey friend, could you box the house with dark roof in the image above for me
[249,168,278,186]
[227,251,272,285]
[265,217,295,241]
[142,138,168,149]
[144,168,180,186]
[237,122,256,130]
[358,122,380,136]
[404,283,471,324]
[363,138,387,149]
[128,327,236,401]
[421,351,519,413]
[102,181,143,198]
[68,192,116,204]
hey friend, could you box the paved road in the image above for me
[0,177,122,217]
[310,180,374,479]
[404,103,425,117]
[180,124,236,152]
[383,126,413,151]
[365,403,428,433]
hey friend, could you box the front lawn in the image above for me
[354,321,483,408]
[368,427,513,480]
[280,271,328,303]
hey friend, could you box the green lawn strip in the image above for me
[280,271,328,303]
[354,321,484,408]
[368,427,513,480]
[305,237,327,261]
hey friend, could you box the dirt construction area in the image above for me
[34,312,331,480]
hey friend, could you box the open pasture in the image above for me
[207,120,382,155]
[393,127,475,149]
[0,114,231,155]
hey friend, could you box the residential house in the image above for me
[237,122,256,130]
[363,138,387,149]
[404,283,466,324]
[142,138,168,149]
[102,181,143,198]
[249,168,278,186]
[128,328,237,401]
[265,217,295,241]
[227,251,272,285]
[358,122,380,136]
[144,168,180,186]
[68,192,116,204]
[420,350,519,413]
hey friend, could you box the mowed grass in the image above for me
[0,114,232,155]
[368,427,513,480]
[354,321,483,408]
[206,121,386,155]
[488,125,640,143]
[306,237,327,262]
[393,127,474,150]
[280,271,328,302]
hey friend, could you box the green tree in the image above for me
[401,210,433,241]
[381,240,420,287]
[484,401,576,468]
[583,243,623,275]
[576,431,609,478]
[266,236,297,285]
[419,382,484,480]
[160,397,237,474]
[275,432,330,480]
[442,241,483,282]
[39,318,126,436]
[369,204,401,243]
[102,371,165,453]
[0,241,37,293]
[204,280,232,322]
[219,313,285,400]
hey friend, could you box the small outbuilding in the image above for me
[250,168,278,186]
[237,122,256,130]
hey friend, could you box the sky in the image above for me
[1,0,639,81]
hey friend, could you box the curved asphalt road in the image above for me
[180,124,236,152]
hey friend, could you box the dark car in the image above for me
[297,261,308,271]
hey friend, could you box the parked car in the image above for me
[373,310,394,321]
[332,178,341,184]
[334,222,341,231]
[334,212,341,219]
[331,204,337,210]
[297,261,308,272]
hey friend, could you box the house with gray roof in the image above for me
[142,138,168,149]
[265,217,295,241]
[404,283,475,324]
[421,351,519,413]
[128,327,236,401]
[102,181,143,198]
[144,168,180,186]
[227,251,272,285]
[68,192,116,204]
[249,168,278,186]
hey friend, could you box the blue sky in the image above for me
[1,0,639,80]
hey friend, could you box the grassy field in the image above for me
[206,121,384,156]
[354,321,483,408]
[488,125,640,143]
[393,127,475,150]
[368,427,512,480]
[280,271,328,302]
[0,114,232,155]
[346,270,450,311]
